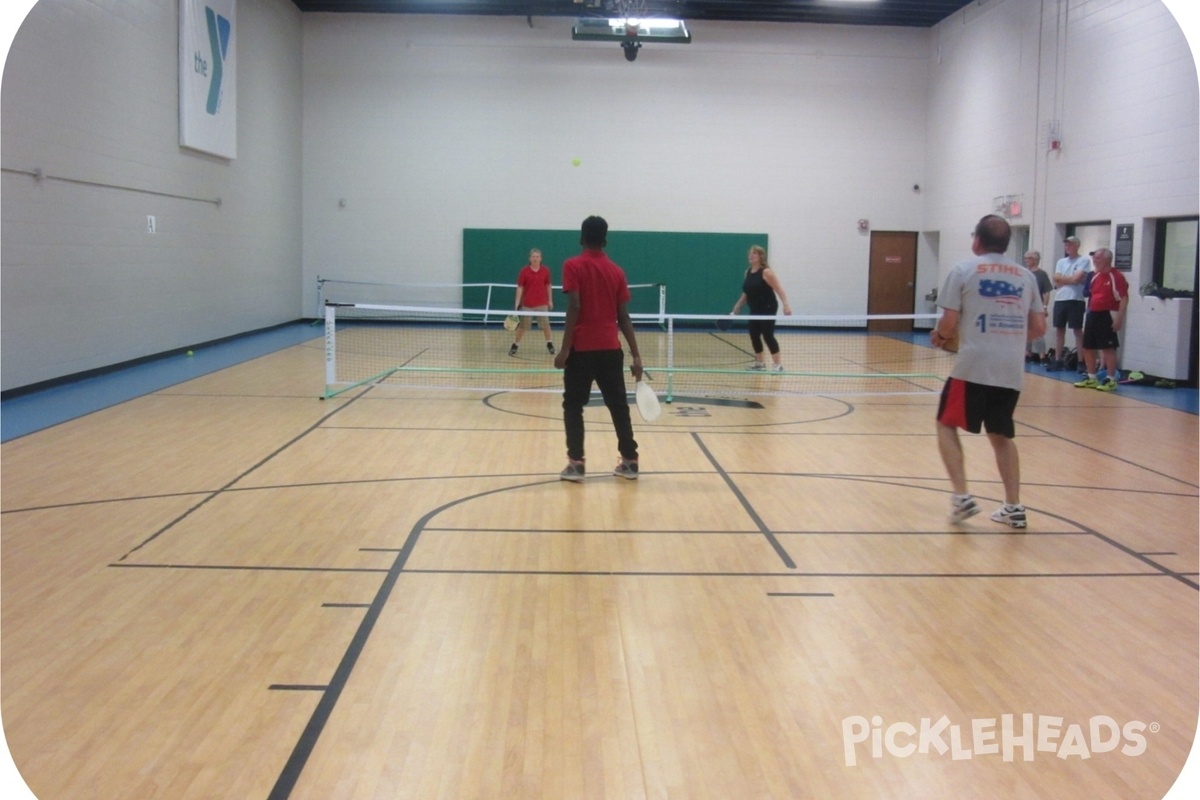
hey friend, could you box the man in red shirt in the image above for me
[1074,247,1129,392]
[554,216,644,481]
[509,248,556,357]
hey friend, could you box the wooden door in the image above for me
[867,230,917,332]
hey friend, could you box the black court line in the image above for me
[422,526,1091,537]
[115,393,371,562]
[401,568,1195,579]
[323,603,371,608]
[720,471,1200,591]
[691,432,796,569]
[1018,419,1199,490]
[1141,552,1178,556]
[269,685,329,692]
[109,563,388,574]
[266,479,553,800]
[7,467,1191,517]
[101,562,1194,581]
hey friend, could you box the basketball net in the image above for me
[615,0,648,36]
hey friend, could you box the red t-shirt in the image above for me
[517,264,552,308]
[562,249,631,351]
[1087,269,1128,312]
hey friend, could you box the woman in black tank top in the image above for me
[728,245,792,371]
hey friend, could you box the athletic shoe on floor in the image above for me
[950,494,980,524]
[991,504,1027,529]
[508,343,518,357]
[1096,378,1118,392]
[1045,360,1062,372]
[1074,376,1099,388]
[613,459,639,480]
[547,342,556,355]
[771,364,784,372]
[746,362,766,371]
[560,460,585,482]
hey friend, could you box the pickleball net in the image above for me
[322,302,949,400]
[315,277,667,322]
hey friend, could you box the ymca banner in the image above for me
[179,0,236,158]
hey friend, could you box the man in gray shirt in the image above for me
[931,215,1047,529]
[1024,251,1053,363]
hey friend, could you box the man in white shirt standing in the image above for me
[1047,235,1091,371]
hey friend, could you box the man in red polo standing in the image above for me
[1074,246,1129,392]
[554,216,644,481]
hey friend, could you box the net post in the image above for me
[323,303,337,397]
[315,275,326,322]
[484,284,495,324]
[666,316,675,403]
[658,283,667,328]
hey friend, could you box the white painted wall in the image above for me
[300,15,930,316]
[1,0,1195,390]
[1,0,303,391]
[925,0,1198,377]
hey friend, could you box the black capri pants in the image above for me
[748,319,780,355]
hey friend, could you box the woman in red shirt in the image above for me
[509,248,556,357]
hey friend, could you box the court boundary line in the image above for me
[104,562,1200,581]
[692,432,797,569]
[4,472,1193,517]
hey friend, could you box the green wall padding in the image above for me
[463,229,769,315]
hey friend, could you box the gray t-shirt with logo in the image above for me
[939,253,1044,391]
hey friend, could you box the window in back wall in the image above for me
[1153,217,1198,296]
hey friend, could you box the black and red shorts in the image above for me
[937,378,1020,438]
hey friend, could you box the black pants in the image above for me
[748,319,779,355]
[562,349,638,462]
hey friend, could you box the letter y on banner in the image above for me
[179,0,236,158]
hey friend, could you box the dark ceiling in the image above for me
[289,1,978,29]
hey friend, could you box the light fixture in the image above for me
[572,16,691,61]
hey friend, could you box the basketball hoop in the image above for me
[615,0,648,36]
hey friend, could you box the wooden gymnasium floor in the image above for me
[1,331,1197,800]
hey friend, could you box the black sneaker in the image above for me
[613,458,639,480]
[547,342,556,355]
[508,343,518,357]
[560,460,585,482]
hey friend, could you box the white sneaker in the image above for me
[746,362,766,371]
[991,504,1027,529]
[950,495,979,524]
[771,363,784,372]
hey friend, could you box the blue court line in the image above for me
[1,322,323,442]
